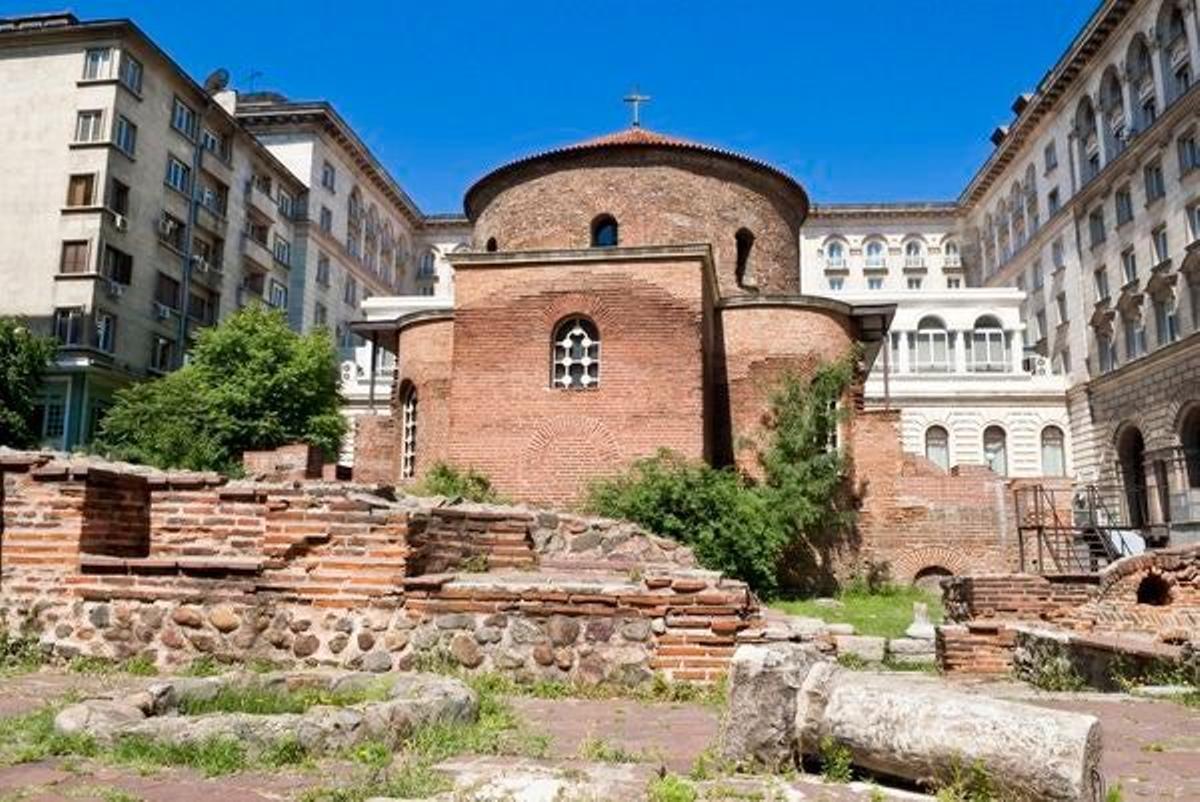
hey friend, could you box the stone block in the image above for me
[834,635,885,663]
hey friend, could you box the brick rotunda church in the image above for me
[353,126,893,505]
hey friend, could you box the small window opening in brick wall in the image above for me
[485,237,497,252]
[1135,573,1171,606]
[80,471,150,559]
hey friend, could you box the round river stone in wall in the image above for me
[208,605,240,633]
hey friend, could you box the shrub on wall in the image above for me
[95,306,346,473]
[586,354,858,596]
[0,318,57,449]
[411,463,505,503]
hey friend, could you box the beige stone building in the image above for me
[960,0,1200,545]
[0,13,466,452]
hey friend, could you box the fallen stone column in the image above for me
[721,644,1103,802]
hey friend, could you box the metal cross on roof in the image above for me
[623,88,651,127]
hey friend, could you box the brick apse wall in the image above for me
[937,544,1200,673]
[0,452,760,683]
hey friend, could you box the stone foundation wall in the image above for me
[0,451,748,684]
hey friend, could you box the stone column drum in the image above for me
[721,644,1103,802]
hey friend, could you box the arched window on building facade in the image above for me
[904,239,924,267]
[552,316,600,389]
[968,314,1008,372]
[1041,425,1066,477]
[912,315,951,372]
[925,425,950,471]
[591,214,618,247]
[400,383,417,479]
[735,228,755,288]
[983,425,1008,476]
[825,239,845,267]
[864,239,885,267]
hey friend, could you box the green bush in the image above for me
[412,463,504,503]
[586,451,785,595]
[94,306,345,473]
[587,355,858,596]
[0,318,57,449]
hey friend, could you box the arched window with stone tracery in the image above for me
[551,316,600,389]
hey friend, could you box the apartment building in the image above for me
[961,0,1200,543]
[0,13,469,454]
[0,13,304,449]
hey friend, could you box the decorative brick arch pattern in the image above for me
[891,546,971,582]
[518,416,622,505]
[537,292,625,341]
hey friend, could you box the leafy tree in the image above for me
[586,352,858,596]
[96,306,345,472]
[0,318,56,448]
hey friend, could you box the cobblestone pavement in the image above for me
[0,669,1196,800]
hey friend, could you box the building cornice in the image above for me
[236,101,426,227]
[809,202,960,219]
[959,0,1138,208]
[1086,330,1200,390]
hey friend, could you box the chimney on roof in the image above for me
[990,126,1010,147]
[1011,93,1033,115]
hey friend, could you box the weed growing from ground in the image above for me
[934,758,996,802]
[818,736,853,783]
[577,735,641,763]
[177,680,390,716]
[179,656,222,677]
[646,773,699,802]
[0,630,44,676]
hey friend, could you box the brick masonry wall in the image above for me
[717,304,856,476]
[353,416,398,486]
[849,409,1021,581]
[242,444,324,481]
[447,258,709,505]
[939,545,1200,673]
[1,453,750,683]
[394,318,455,483]
[469,149,805,296]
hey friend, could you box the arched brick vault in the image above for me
[890,546,971,581]
[518,416,621,503]
[1167,387,1200,437]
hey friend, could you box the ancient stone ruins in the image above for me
[3,446,1199,801]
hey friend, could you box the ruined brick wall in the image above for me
[939,545,1200,673]
[447,256,709,505]
[717,303,856,475]
[1,453,750,684]
[353,416,398,486]
[242,444,324,481]
[850,409,1021,581]
[469,149,804,296]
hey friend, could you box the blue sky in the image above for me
[8,1,1097,213]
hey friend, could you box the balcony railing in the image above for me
[244,181,278,221]
[240,233,273,269]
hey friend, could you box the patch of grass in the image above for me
[463,669,726,709]
[179,656,223,677]
[836,653,869,670]
[577,735,641,763]
[260,735,310,768]
[121,656,158,677]
[818,736,853,783]
[0,630,44,676]
[647,773,699,802]
[0,706,97,767]
[98,789,143,802]
[1105,783,1125,802]
[410,462,506,503]
[68,655,118,675]
[109,734,248,777]
[302,673,548,802]
[770,583,943,640]
[934,758,997,802]
[177,680,389,716]
[1026,656,1087,692]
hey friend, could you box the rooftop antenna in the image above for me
[623,86,651,127]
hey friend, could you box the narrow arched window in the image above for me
[983,425,1008,476]
[925,425,950,471]
[825,241,845,266]
[735,228,755,288]
[400,383,417,479]
[591,215,618,247]
[485,237,498,253]
[865,240,885,267]
[1041,425,1066,477]
[552,316,600,389]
